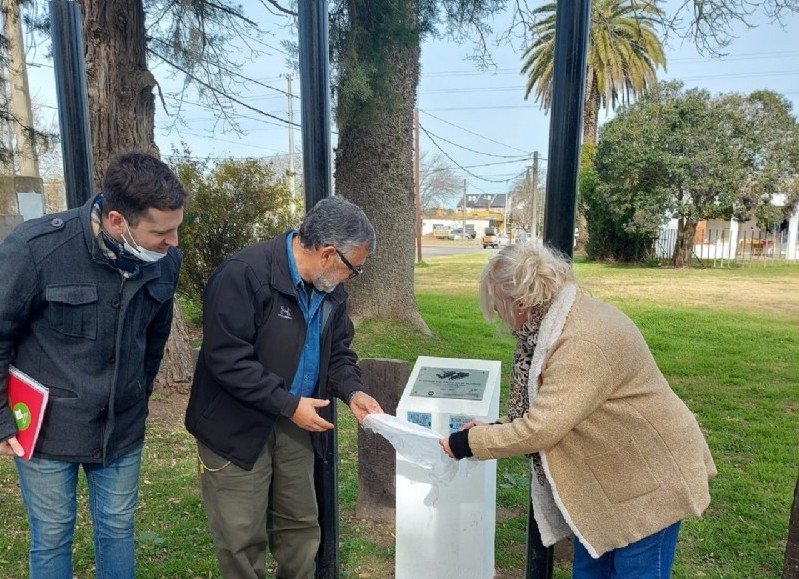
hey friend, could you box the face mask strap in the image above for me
[122,217,168,263]
[123,219,143,251]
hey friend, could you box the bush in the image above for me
[581,144,652,262]
[171,151,301,303]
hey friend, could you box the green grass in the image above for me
[1,256,797,578]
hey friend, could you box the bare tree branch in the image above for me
[260,0,297,17]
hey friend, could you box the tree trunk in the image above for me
[576,77,599,252]
[582,75,599,146]
[671,216,697,267]
[80,0,194,394]
[80,0,158,179]
[785,471,799,579]
[334,1,429,333]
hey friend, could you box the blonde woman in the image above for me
[440,244,716,579]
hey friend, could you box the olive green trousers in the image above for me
[197,418,319,579]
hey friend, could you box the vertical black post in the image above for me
[529,1,591,578]
[299,0,333,209]
[541,0,592,259]
[298,2,338,578]
[50,0,94,209]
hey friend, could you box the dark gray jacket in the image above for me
[0,198,181,464]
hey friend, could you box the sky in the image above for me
[22,1,799,198]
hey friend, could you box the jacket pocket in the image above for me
[584,438,660,504]
[45,284,98,340]
[144,281,173,322]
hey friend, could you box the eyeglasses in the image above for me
[335,248,364,279]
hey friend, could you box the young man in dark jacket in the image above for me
[186,196,383,579]
[0,152,187,578]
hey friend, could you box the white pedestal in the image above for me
[395,356,501,579]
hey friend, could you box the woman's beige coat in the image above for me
[467,292,717,558]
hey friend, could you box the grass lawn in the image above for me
[1,255,797,578]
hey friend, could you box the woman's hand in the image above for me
[440,419,487,459]
[439,437,455,459]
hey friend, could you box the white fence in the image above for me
[653,227,798,265]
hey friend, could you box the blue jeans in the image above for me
[573,521,682,579]
[15,446,143,579]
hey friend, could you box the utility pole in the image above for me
[530,151,539,240]
[462,179,467,238]
[504,186,511,240]
[1,0,44,237]
[0,76,21,240]
[3,0,39,177]
[285,74,296,214]
[414,108,422,262]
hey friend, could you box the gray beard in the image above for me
[313,273,337,293]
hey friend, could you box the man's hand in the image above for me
[348,391,383,424]
[290,397,335,432]
[0,436,24,457]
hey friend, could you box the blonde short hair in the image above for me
[479,243,575,324]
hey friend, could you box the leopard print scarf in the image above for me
[508,301,551,422]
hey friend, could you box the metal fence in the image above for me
[652,228,795,266]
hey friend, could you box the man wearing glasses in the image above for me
[186,196,383,579]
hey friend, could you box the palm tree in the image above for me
[521,0,666,144]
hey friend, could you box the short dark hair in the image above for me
[102,152,188,225]
[298,196,376,255]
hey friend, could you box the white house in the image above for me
[655,194,798,262]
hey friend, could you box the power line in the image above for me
[420,50,799,78]
[420,124,530,159]
[419,109,531,154]
[149,37,300,101]
[420,124,523,184]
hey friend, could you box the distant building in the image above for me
[464,193,506,212]
[654,194,798,262]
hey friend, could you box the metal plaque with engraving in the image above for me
[409,366,489,401]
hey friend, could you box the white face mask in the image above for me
[123,220,168,263]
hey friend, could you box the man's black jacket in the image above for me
[185,232,363,470]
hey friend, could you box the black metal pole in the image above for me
[528,1,591,578]
[541,0,592,259]
[49,0,94,209]
[298,2,338,578]
[299,0,333,209]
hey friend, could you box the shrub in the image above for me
[171,151,301,303]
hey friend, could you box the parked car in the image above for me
[482,227,498,248]
[451,228,477,240]
[496,234,509,246]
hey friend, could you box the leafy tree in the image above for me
[420,152,462,211]
[70,0,277,393]
[581,143,652,262]
[330,0,504,329]
[593,81,799,267]
[171,151,298,304]
[723,90,799,228]
[521,0,666,145]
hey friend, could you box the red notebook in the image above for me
[7,366,49,460]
